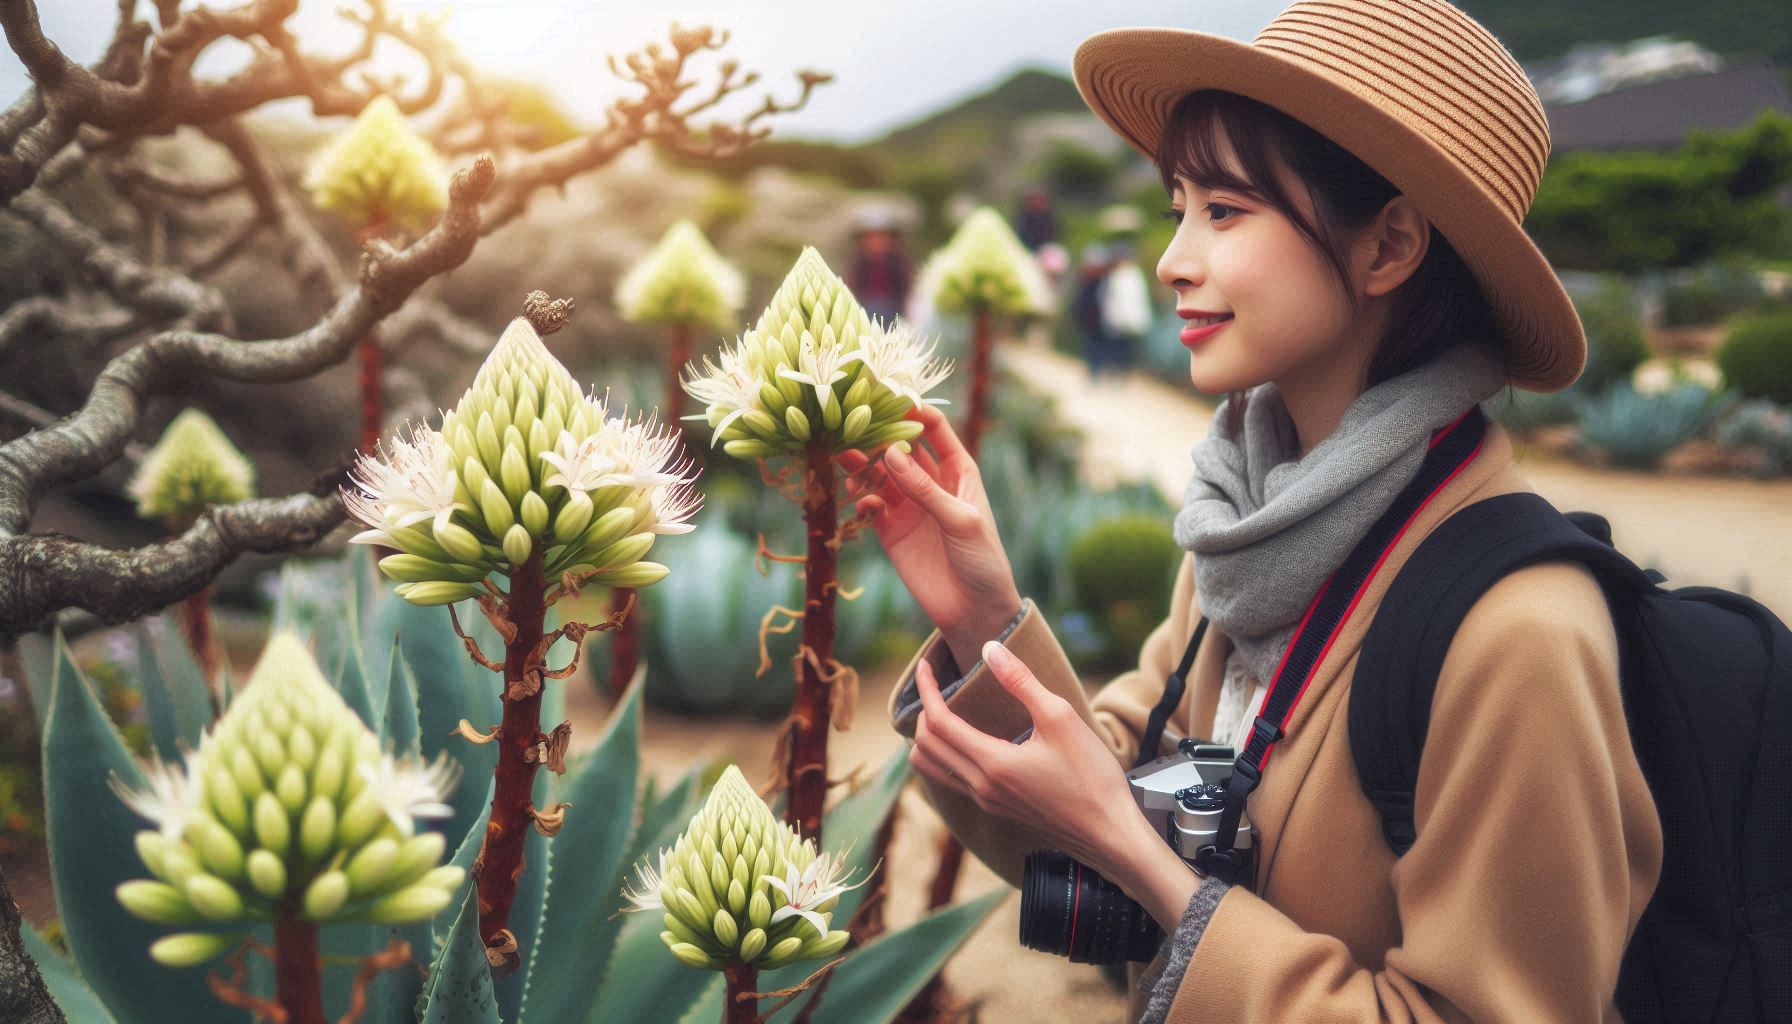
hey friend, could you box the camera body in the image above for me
[1128,738,1254,875]
[1019,738,1255,965]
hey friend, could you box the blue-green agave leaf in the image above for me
[417,887,499,1024]
[719,889,1005,1024]
[383,637,421,760]
[394,598,501,844]
[41,629,239,1024]
[21,920,119,1024]
[517,681,643,1024]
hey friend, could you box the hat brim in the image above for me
[1073,28,1585,392]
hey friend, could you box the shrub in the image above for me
[1572,276,1651,394]
[1486,386,1584,433]
[1717,399,1792,476]
[1576,382,1735,469]
[1660,261,1770,327]
[1066,515,1182,662]
[1716,311,1792,404]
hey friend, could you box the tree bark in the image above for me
[0,861,65,1024]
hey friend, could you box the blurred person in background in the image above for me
[849,209,913,323]
[1017,184,1060,251]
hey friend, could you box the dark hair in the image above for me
[1156,90,1511,434]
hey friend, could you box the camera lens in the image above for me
[1019,850,1163,964]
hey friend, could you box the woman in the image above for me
[840,1,1664,1020]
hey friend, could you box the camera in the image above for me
[1018,738,1253,965]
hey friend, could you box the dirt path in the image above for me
[1002,344,1792,618]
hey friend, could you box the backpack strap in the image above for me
[1350,491,1659,854]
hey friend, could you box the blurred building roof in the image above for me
[1544,61,1792,152]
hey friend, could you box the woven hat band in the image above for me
[1252,0,1550,224]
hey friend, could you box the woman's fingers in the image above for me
[883,447,977,533]
[911,404,975,474]
[914,659,991,794]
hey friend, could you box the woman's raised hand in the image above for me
[837,405,1023,660]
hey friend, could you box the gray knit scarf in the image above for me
[1172,344,1509,686]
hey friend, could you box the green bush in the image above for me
[1716,311,1792,404]
[1576,382,1735,469]
[1573,277,1651,393]
[1716,398,1792,476]
[1066,515,1182,663]
[1661,261,1771,327]
[1486,386,1585,433]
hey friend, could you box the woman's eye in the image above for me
[1204,202,1240,224]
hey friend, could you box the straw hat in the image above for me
[1073,0,1584,392]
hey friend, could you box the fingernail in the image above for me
[983,640,1012,669]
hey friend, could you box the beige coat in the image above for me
[887,423,1663,1022]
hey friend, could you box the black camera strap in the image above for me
[1189,405,1491,884]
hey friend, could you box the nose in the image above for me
[1156,226,1201,292]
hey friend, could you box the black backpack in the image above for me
[1352,491,1792,1023]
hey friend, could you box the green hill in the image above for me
[1461,0,1792,66]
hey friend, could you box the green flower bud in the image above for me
[127,409,256,528]
[668,941,716,970]
[205,766,248,835]
[298,796,336,863]
[519,490,550,536]
[553,491,595,542]
[117,880,201,925]
[359,882,454,924]
[247,849,287,899]
[596,561,670,589]
[502,523,533,567]
[739,928,767,962]
[150,932,238,968]
[275,763,307,815]
[183,873,244,921]
[345,837,399,896]
[135,831,169,880]
[713,908,739,948]
[254,792,290,856]
[393,581,481,606]
[303,870,349,920]
[188,817,245,882]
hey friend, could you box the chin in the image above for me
[1187,355,1261,397]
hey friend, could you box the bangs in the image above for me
[1155,91,1282,201]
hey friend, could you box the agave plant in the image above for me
[127,408,257,691]
[609,222,746,700]
[303,91,450,457]
[913,206,1052,459]
[341,293,702,969]
[681,247,949,845]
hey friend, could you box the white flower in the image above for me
[343,423,463,540]
[604,409,697,489]
[777,335,854,409]
[680,338,763,439]
[764,843,870,938]
[644,479,702,535]
[109,751,205,842]
[847,322,953,409]
[620,846,671,913]
[356,750,462,838]
[539,430,622,493]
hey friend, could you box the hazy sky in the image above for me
[1,1,1291,142]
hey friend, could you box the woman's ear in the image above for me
[1358,196,1431,299]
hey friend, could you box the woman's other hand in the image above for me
[909,640,1146,876]
[837,405,1023,668]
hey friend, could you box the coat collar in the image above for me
[1194,421,1533,887]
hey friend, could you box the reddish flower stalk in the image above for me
[724,961,759,1024]
[355,213,389,456]
[473,554,550,967]
[785,441,841,844]
[175,584,223,708]
[963,305,994,459]
[605,585,640,699]
[274,917,325,1024]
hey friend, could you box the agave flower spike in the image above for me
[110,632,464,1024]
[342,293,702,968]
